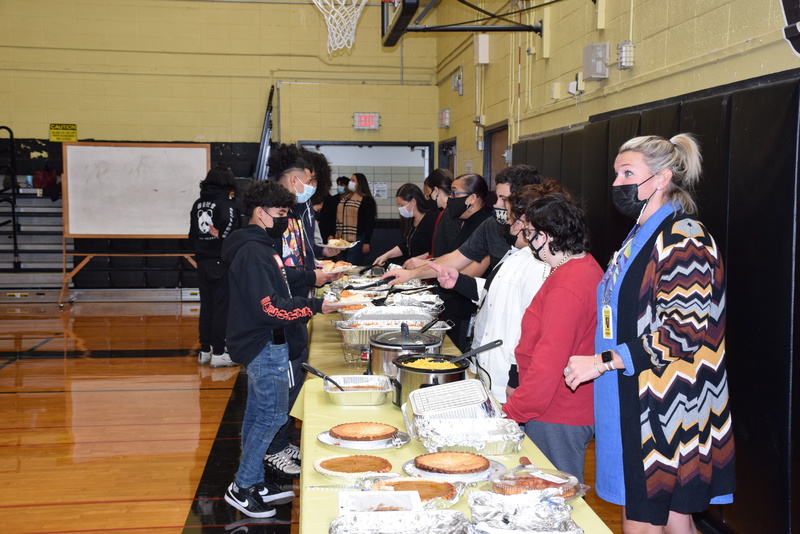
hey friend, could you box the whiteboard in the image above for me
[63,142,210,238]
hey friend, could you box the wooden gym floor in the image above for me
[0,301,622,534]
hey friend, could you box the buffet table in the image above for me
[292,314,612,533]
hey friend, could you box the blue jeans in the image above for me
[524,419,594,483]
[235,341,290,489]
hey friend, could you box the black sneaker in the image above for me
[255,480,296,505]
[224,482,277,518]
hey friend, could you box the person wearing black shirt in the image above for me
[374,183,438,266]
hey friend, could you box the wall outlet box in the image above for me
[474,33,490,64]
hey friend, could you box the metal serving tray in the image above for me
[323,375,392,406]
[334,319,451,345]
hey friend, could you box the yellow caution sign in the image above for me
[50,123,77,142]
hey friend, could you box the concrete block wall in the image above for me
[0,0,440,147]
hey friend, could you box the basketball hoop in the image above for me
[312,0,370,54]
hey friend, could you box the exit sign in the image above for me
[353,112,380,130]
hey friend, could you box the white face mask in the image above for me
[397,203,414,218]
[348,181,357,192]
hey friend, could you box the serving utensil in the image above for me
[302,363,344,391]
[448,339,503,365]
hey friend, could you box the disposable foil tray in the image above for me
[408,379,489,416]
[323,375,392,406]
[348,306,436,323]
[335,319,451,345]
[329,510,476,534]
[413,417,524,456]
[402,380,504,440]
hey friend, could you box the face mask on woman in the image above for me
[348,181,357,192]
[447,196,469,218]
[337,185,346,195]
[398,203,414,218]
[612,173,656,219]
[526,231,546,261]
[502,224,517,246]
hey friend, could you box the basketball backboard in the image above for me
[381,0,420,47]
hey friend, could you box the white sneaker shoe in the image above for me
[283,443,301,463]
[198,351,211,365]
[264,451,301,477]
[210,352,236,368]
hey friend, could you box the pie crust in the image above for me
[413,451,489,475]
[315,455,392,476]
[371,478,457,501]
[329,422,398,441]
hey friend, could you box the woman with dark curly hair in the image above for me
[502,193,603,483]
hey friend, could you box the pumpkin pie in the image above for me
[315,455,392,477]
[371,478,456,501]
[413,451,489,475]
[329,422,398,441]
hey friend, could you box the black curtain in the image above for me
[722,79,799,534]
[512,74,800,534]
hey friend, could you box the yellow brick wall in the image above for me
[1,0,798,177]
[435,0,798,175]
[0,0,439,145]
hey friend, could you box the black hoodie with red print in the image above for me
[222,224,322,366]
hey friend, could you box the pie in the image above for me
[413,451,489,475]
[492,471,577,498]
[371,478,457,501]
[315,455,392,477]
[329,422,398,441]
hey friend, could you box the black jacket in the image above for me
[188,184,239,261]
[221,225,322,366]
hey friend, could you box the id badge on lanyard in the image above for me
[602,304,613,339]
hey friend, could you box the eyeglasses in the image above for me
[451,190,471,196]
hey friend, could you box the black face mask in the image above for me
[494,207,508,225]
[612,174,656,219]
[526,231,546,261]
[502,224,517,247]
[447,196,469,218]
[265,216,289,238]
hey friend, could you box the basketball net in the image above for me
[312,0,369,53]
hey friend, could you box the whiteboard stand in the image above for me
[59,142,210,306]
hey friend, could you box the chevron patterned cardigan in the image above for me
[595,210,736,525]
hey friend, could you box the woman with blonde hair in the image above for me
[565,134,735,533]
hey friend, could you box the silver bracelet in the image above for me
[593,359,603,375]
[604,361,614,372]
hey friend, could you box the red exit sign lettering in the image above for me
[353,112,380,130]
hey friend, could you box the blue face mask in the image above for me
[337,186,346,195]
[294,179,317,203]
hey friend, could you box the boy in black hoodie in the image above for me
[188,166,240,367]
[221,180,340,518]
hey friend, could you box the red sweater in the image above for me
[503,254,602,426]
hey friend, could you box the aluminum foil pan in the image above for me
[329,510,478,534]
[468,491,584,533]
[348,306,436,323]
[387,293,444,310]
[414,417,524,456]
[324,375,392,406]
[335,320,451,345]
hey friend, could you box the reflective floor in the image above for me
[0,302,297,534]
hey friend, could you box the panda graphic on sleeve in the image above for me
[198,208,214,235]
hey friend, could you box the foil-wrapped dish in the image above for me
[468,490,584,533]
[329,510,477,534]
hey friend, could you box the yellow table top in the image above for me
[293,313,612,534]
